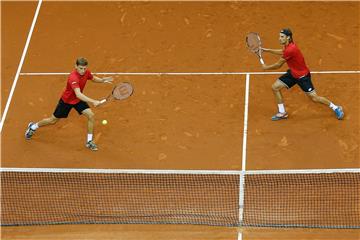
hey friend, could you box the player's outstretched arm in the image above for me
[262,57,286,70]
[261,47,283,56]
[74,88,101,107]
[92,76,113,84]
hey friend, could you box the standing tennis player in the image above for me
[25,57,112,151]
[260,28,344,121]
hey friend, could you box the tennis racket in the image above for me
[246,32,265,65]
[100,82,134,104]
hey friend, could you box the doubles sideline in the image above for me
[0,0,43,133]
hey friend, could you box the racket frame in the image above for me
[246,32,265,65]
[100,82,133,104]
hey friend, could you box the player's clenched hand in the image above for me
[93,100,101,107]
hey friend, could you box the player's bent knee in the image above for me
[48,116,59,124]
[86,114,95,120]
[307,92,319,102]
[309,95,319,102]
[51,119,59,124]
[83,110,95,120]
[272,83,281,91]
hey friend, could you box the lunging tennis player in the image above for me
[25,57,113,151]
[260,28,344,121]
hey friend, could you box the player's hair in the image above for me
[76,57,88,66]
[280,28,293,42]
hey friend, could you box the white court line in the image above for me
[241,74,250,173]
[0,0,43,133]
[19,70,360,76]
[238,74,250,233]
[1,167,358,174]
[237,74,251,240]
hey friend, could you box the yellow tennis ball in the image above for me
[102,120,108,125]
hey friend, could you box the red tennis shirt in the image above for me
[282,42,310,79]
[61,69,93,104]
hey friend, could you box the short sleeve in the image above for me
[282,47,293,61]
[87,70,94,80]
[69,75,80,89]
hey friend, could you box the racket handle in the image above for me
[100,99,107,104]
[259,58,265,65]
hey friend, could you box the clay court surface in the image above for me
[1,1,359,239]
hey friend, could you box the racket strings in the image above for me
[112,83,133,100]
[246,33,262,54]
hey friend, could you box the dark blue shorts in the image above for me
[53,99,90,118]
[279,70,315,93]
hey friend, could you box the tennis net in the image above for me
[1,168,359,228]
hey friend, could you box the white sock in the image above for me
[87,134,93,142]
[30,123,39,130]
[329,102,338,111]
[278,103,286,113]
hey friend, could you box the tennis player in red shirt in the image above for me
[260,28,344,121]
[25,57,112,151]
